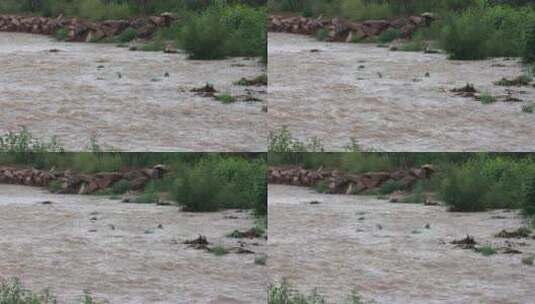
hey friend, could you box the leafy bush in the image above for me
[480,92,497,104]
[179,2,265,59]
[522,174,535,216]
[135,182,159,204]
[439,164,490,211]
[380,180,404,194]
[117,27,138,43]
[54,27,68,41]
[171,163,225,211]
[0,278,56,304]
[111,179,132,194]
[269,127,324,152]
[439,4,535,60]
[215,94,236,104]
[377,28,402,43]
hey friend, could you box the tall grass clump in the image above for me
[0,278,56,304]
[439,163,490,211]
[179,2,266,59]
[171,162,225,211]
[170,156,267,212]
[439,4,535,60]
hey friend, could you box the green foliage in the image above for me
[476,245,497,256]
[54,27,68,41]
[522,174,535,216]
[439,4,535,60]
[268,127,324,152]
[215,94,237,104]
[377,28,402,43]
[480,92,497,104]
[48,180,62,193]
[0,278,56,304]
[525,21,535,63]
[315,28,328,41]
[117,27,138,43]
[401,182,426,203]
[380,180,404,194]
[111,179,132,194]
[268,279,367,304]
[71,153,123,174]
[439,164,490,211]
[179,2,266,59]
[211,245,229,256]
[135,182,159,204]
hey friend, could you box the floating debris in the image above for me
[451,235,477,249]
[495,227,532,239]
[191,83,217,98]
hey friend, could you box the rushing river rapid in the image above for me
[268,33,535,151]
[268,185,535,304]
[0,185,267,304]
[0,32,267,151]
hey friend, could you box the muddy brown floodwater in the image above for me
[0,32,266,151]
[268,33,535,151]
[0,184,267,304]
[268,184,535,304]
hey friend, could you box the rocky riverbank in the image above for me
[0,13,176,42]
[268,165,434,194]
[268,13,434,42]
[0,165,167,194]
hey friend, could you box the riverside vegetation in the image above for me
[269,0,534,63]
[268,152,535,303]
[0,0,266,62]
[0,151,267,303]
[270,152,535,222]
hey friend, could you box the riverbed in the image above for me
[268,184,535,304]
[268,33,535,151]
[0,32,266,151]
[0,184,267,304]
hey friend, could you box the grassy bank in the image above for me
[270,0,535,62]
[0,278,100,304]
[0,129,267,216]
[0,137,267,216]
[269,280,366,304]
[0,0,266,61]
[269,152,535,220]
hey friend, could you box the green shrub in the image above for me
[313,180,329,193]
[377,28,402,43]
[134,182,159,204]
[0,278,56,304]
[401,182,426,203]
[171,163,224,211]
[439,164,490,211]
[480,92,497,104]
[315,28,328,41]
[380,180,404,194]
[54,27,68,41]
[179,3,265,59]
[111,179,132,194]
[525,21,535,63]
[522,174,535,216]
[48,180,62,193]
[440,13,491,60]
[211,245,228,256]
[476,245,497,256]
[268,127,324,152]
[117,27,138,43]
[215,94,236,104]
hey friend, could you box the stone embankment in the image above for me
[268,13,435,42]
[0,165,167,194]
[268,165,434,194]
[0,13,176,41]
